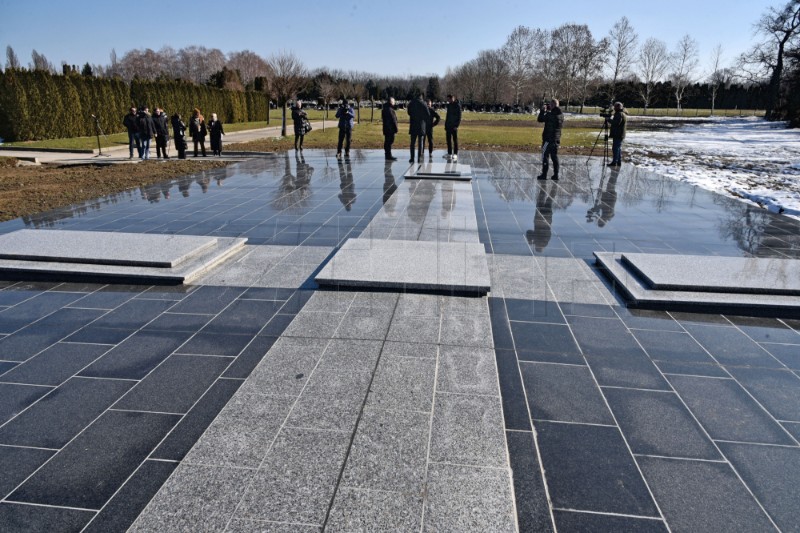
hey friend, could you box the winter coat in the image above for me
[537,106,563,144]
[209,120,225,151]
[444,100,462,131]
[171,115,186,146]
[407,97,429,136]
[123,112,138,133]
[336,105,355,131]
[426,107,441,132]
[609,110,627,140]
[291,107,308,135]
[136,111,156,139]
[153,112,170,140]
[190,116,207,142]
[381,103,398,135]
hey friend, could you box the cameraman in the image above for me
[335,100,355,160]
[606,102,627,167]
[537,98,563,180]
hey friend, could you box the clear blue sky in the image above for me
[0,0,778,77]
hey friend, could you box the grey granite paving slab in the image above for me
[0,229,218,267]
[239,337,329,398]
[422,464,516,533]
[316,238,490,294]
[404,162,473,180]
[386,315,441,344]
[0,502,94,533]
[225,520,321,532]
[184,393,294,468]
[439,312,494,348]
[725,367,800,422]
[380,340,439,359]
[0,342,109,386]
[326,488,422,532]
[437,345,500,396]
[719,442,800,532]
[622,252,800,295]
[235,427,351,525]
[285,370,372,432]
[333,305,394,341]
[429,393,507,467]
[340,408,430,492]
[366,354,436,412]
[129,463,253,533]
[638,456,776,533]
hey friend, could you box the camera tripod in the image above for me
[587,118,610,164]
[91,114,110,157]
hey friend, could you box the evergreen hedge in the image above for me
[0,70,269,142]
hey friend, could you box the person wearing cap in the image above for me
[607,101,627,167]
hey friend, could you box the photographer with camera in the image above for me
[537,98,563,180]
[335,99,355,160]
[606,102,627,167]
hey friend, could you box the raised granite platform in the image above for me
[595,252,800,317]
[0,230,247,284]
[316,238,491,294]
[404,162,472,180]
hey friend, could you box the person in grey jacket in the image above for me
[407,94,429,163]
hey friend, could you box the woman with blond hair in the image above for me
[189,108,207,157]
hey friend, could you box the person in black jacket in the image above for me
[189,108,207,157]
[335,100,355,160]
[153,108,170,159]
[171,113,187,159]
[407,94,429,163]
[291,101,309,152]
[444,94,462,162]
[208,113,225,156]
[425,99,441,161]
[382,97,398,160]
[607,102,627,167]
[136,106,156,160]
[123,107,139,159]
[537,98,563,180]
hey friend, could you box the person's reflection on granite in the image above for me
[160,182,172,200]
[196,172,211,193]
[337,160,357,211]
[141,184,162,203]
[296,152,314,189]
[526,180,555,253]
[406,179,436,225]
[586,167,618,227]
[383,160,398,214]
[177,175,193,198]
[441,180,455,218]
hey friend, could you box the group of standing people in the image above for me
[123,107,225,160]
[382,93,462,163]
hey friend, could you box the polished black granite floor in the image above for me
[1,149,799,532]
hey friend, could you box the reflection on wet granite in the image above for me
[4,150,800,259]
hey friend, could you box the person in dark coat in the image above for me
[123,107,139,159]
[171,113,187,159]
[407,94,429,163]
[537,98,564,180]
[335,100,355,160]
[291,101,308,151]
[136,106,156,160]
[189,108,207,157]
[444,94,462,162]
[208,113,225,156]
[153,108,170,159]
[607,102,627,167]
[381,97,398,161]
[425,99,441,161]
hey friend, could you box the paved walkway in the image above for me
[0,150,799,532]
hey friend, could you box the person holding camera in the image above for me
[444,94,462,162]
[407,93,429,163]
[292,101,309,152]
[607,102,627,167]
[537,98,563,180]
[335,100,355,160]
[382,97,398,161]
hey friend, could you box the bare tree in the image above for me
[268,51,308,136]
[669,34,699,111]
[532,29,557,102]
[176,46,226,84]
[5,46,21,70]
[637,38,669,113]
[502,26,536,106]
[475,49,509,106]
[737,0,800,119]
[576,33,607,113]
[318,79,338,130]
[30,49,55,73]
[707,44,725,115]
[227,50,271,87]
[551,24,590,111]
[606,16,639,101]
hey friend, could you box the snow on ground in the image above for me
[623,116,800,218]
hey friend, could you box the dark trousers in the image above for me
[425,131,434,155]
[295,133,304,149]
[128,132,139,158]
[410,133,424,161]
[384,133,395,158]
[176,138,186,159]
[446,128,458,155]
[612,138,623,164]
[337,129,351,155]
[194,139,206,157]
[156,135,168,158]
[541,141,560,176]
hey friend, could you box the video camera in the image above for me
[599,106,613,119]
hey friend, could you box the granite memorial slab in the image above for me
[594,252,800,317]
[621,253,800,295]
[404,163,473,181]
[0,230,246,285]
[316,238,491,294]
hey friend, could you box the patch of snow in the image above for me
[625,116,800,219]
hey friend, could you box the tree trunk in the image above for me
[765,41,785,120]
[281,103,287,137]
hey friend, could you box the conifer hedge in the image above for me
[0,70,269,142]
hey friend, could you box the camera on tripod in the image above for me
[599,106,613,119]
